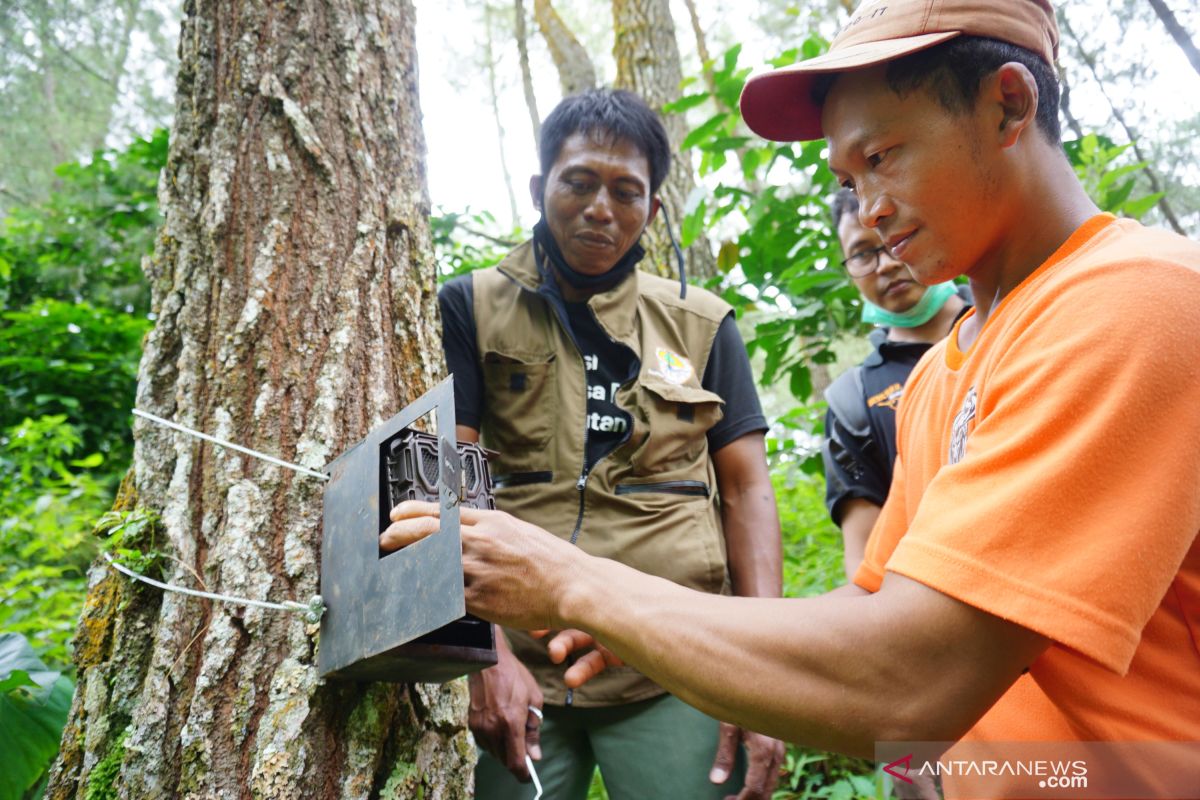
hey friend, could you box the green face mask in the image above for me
[861,282,958,328]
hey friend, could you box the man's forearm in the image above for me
[556,554,894,754]
[555,553,1043,757]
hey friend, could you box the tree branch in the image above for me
[1146,0,1200,80]
[533,0,596,95]
[1060,11,1186,235]
[513,0,542,150]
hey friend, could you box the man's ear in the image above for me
[529,175,544,212]
[991,62,1039,148]
[646,196,662,228]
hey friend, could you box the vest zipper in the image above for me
[529,249,642,707]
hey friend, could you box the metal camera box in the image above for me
[318,378,497,683]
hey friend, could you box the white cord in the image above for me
[102,552,325,623]
[526,705,544,798]
[132,408,329,481]
[525,755,543,800]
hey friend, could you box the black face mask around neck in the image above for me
[532,218,645,292]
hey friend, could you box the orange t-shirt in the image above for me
[855,215,1200,743]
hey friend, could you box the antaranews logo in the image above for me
[876,741,1200,798]
[883,754,914,785]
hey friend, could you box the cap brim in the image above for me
[739,31,961,142]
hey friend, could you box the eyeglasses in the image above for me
[841,245,891,278]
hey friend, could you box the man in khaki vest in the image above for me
[437,89,785,799]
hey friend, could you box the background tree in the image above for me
[1056,0,1200,236]
[534,0,597,95]
[45,1,473,797]
[1147,0,1200,79]
[514,0,543,148]
[484,2,523,228]
[0,0,174,211]
[612,0,717,280]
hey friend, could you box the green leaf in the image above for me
[680,113,731,150]
[661,92,709,115]
[70,453,104,468]
[1095,161,1143,192]
[717,241,739,273]
[1120,192,1164,219]
[700,136,750,153]
[800,36,828,61]
[789,366,813,401]
[0,633,74,800]
[0,669,38,694]
[681,200,706,248]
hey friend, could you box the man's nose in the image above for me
[856,185,894,230]
[584,187,614,223]
[876,248,905,276]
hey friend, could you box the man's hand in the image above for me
[382,501,586,630]
[468,637,544,782]
[710,722,785,800]
[544,629,624,687]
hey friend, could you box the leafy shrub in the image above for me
[0,129,166,316]
[0,300,148,465]
[0,415,110,669]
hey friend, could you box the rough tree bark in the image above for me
[47,1,473,798]
[613,0,717,281]
[514,0,543,150]
[534,0,597,95]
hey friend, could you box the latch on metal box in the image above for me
[318,377,498,683]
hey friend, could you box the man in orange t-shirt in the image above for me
[382,1,1200,795]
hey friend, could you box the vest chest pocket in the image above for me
[626,379,724,477]
[481,353,556,473]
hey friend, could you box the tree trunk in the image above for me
[484,3,522,229]
[1147,0,1200,79]
[47,1,473,798]
[514,0,542,151]
[534,0,597,96]
[613,0,717,281]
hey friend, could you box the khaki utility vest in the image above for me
[472,241,733,706]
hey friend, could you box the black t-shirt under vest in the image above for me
[563,300,635,469]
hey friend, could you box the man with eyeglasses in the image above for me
[822,188,968,581]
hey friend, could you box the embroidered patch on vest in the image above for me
[948,386,977,465]
[650,348,694,385]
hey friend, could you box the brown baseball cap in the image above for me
[739,0,1059,142]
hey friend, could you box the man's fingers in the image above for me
[546,629,596,664]
[379,514,441,552]
[388,499,441,522]
[709,721,741,785]
[732,733,785,800]
[736,744,770,800]
[562,649,612,688]
[502,711,532,782]
[524,705,543,762]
